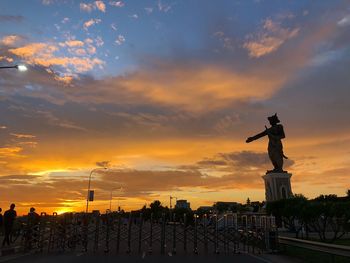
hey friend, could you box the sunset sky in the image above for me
[1,0,350,215]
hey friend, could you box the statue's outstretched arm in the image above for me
[246,130,267,143]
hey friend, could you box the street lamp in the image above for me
[109,187,123,211]
[0,64,28,71]
[86,167,107,213]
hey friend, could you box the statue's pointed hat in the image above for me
[267,113,280,124]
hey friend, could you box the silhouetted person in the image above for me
[26,207,40,249]
[2,204,17,247]
[27,207,39,226]
[246,113,288,173]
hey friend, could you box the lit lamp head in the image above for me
[16,64,28,72]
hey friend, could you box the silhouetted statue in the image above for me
[246,113,288,173]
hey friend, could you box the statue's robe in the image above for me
[249,124,286,172]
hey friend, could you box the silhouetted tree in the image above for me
[150,200,161,210]
[267,194,350,242]
[267,194,308,237]
[149,200,170,220]
[307,199,350,242]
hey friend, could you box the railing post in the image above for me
[138,213,143,254]
[232,213,238,254]
[243,226,247,251]
[160,213,166,255]
[183,213,187,252]
[172,213,176,255]
[194,214,198,254]
[148,213,153,254]
[71,215,78,250]
[263,216,270,251]
[24,214,31,251]
[268,216,277,253]
[81,214,88,252]
[38,212,47,253]
[105,213,111,253]
[48,213,57,252]
[127,213,132,254]
[224,214,228,254]
[116,213,121,254]
[204,214,208,254]
[214,214,219,254]
[93,213,100,253]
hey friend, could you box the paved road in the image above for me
[1,252,275,263]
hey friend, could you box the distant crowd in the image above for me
[0,204,39,248]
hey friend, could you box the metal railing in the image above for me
[9,212,277,256]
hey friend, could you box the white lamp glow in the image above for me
[17,65,28,72]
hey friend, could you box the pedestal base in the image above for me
[262,172,292,202]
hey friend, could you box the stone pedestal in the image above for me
[262,172,292,202]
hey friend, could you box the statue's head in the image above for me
[268,113,280,125]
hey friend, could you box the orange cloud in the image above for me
[95,1,106,12]
[8,42,104,76]
[61,40,85,47]
[83,18,101,30]
[114,64,285,112]
[7,58,286,111]
[0,56,13,62]
[80,3,94,12]
[244,18,299,58]
[0,146,23,158]
[54,74,74,84]
[9,42,58,59]
[80,1,106,13]
[0,35,24,46]
[10,133,36,139]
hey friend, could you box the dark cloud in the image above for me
[195,151,294,171]
[0,15,24,23]
[197,159,228,166]
[220,151,269,167]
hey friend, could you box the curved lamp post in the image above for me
[0,64,28,71]
[86,167,107,213]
